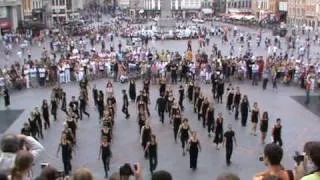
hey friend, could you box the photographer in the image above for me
[295,141,320,180]
[254,143,294,180]
[0,134,44,174]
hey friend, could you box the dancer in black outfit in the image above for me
[178,118,191,156]
[214,112,224,149]
[211,73,218,98]
[51,95,57,121]
[98,136,112,178]
[42,99,50,129]
[145,134,158,173]
[61,92,67,113]
[172,108,182,142]
[57,133,73,175]
[155,94,166,124]
[66,115,77,144]
[272,118,283,146]
[62,123,74,146]
[226,88,234,113]
[97,92,105,119]
[92,84,98,106]
[223,124,237,166]
[233,87,241,120]
[122,90,130,119]
[193,86,200,112]
[216,79,224,104]
[3,87,10,108]
[206,103,215,137]
[79,94,90,120]
[170,102,180,124]
[260,111,269,144]
[101,125,112,143]
[143,78,150,94]
[28,112,39,140]
[240,95,250,127]
[137,109,146,133]
[167,91,174,117]
[159,77,167,96]
[200,97,209,128]
[187,81,194,102]
[251,102,260,136]
[196,93,204,120]
[143,90,150,117]
[140,121,152,158]
[69,96,79,120]
[34,107,43,139]
[178,85,185,111]
[187,131,201,170]
[129,80,136,102]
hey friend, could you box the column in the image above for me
[11,6,18,31]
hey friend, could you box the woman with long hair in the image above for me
[56,132,73,175]
[98,136,112,178]
[145,134,158,173]
[129,79,136,101]
[140,120,152,159]
[41,99,50,129]
[251,102,260,136]
[260,111,269,144]
[178,118,192,156]
[11,150,33,180]
[214,112,224,149]
[240,95,250,127]
[187,131,201,170]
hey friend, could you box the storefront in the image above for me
[0,7,13,34]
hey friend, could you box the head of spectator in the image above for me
[0,171,8,180]
[254,143,293,180]
[36,165,63,180]
[152,170,172,180]
[216,173,240,180]
[72,168,93,180]
[11,150,33,180]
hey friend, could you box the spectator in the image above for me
[217,173,240,180]
[295,141,320,180]
[152,170,172,180]
[10,150,33,180]
[0,134,44,174]
[254,143,294,180]
[35,166,64,180]
[0,171,8,180]
[73,168,93,180]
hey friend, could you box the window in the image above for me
[52,0,55,5]
[66,0,72,10]
[60,0,64,6]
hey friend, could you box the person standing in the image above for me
[272,118,283,146]
[42,99,50,129]
[51,95,57,121]
[216,79,224,104]
[140,121,152,158]
[79,94,90,120]
[187,131,201,170]
[206,103,215,137]
[178,118,192,156]
[200,97,210,128]
[214,112,224,149]
[34,107,43,139]
[260,111,269,144]
[223,124,237,166]
[98,136,112,178]
[3,87,10,109]
[145,134,158,174]
[233,87,241,120]
[155,94,166,124]
[69,96,79,120]
[172,108,182,142]
[226,88,234,113]
[178,85,184,111]
[251,102,260,136]
[56,133,73,175]
[28,112,39,140]
[97,91,105,119]
[122,90,130,119]
[129,80,136,102]
[240,95,250,127]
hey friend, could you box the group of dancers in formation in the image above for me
[19,71,284,177]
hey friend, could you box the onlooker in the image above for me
[217,172,240,180]
[254,143,294,180]
[152,170,172,180]
[0,134,44,173]
[10,150,34,180]
[72,168,93,180]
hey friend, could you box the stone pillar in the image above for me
[11,6,18,31]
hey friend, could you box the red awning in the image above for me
[0,20,12,29]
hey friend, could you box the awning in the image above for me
[202,8,213,14]
[139,9,144,14]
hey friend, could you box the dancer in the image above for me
[223,124,237,166]
[51,94,57,121]
[28,111,39,140]
[129,79,136,102]
[187,80,194,102]
[206,103,215,137]
[97,92,105,119]
[251,102,260,136]
[145,134,158,173]
[172,108,182,142]
[178,85,185,111]
[34,107,43,139]
[196,93,204,120]
[106,81,113,97]
[159,76,167,96]
[200,97,209,128]
[167,91,174,117]
[143,90,150,117]
[226,88,234,113]
[272,118,283,146]
[187,131,201,170]
[260,111,269,144]
[56,133,73,175]
[140,121,152,158]
[122,90,130,119]
[178,118,191,156]
[155,94,166,124]
[79,94,90,120]
[240,95,250,127]
[193,86,200,112]
[66,115,77,144]
[98,136,112,178]
[41,99,50,129]
[214,112,224,149]
[233,87,241,120]
[3,87,10,108]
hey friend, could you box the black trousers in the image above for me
[226,146,233,165]
[44,116,50,129]
[217,94,223,103]
[102,156,110,176]
[181,137,188,149]
[122,105,129,117]
[158,109,165,123]
[149,155,158,172]
[262,78,268,90]
[37,124,43,139]
[241,112,248,126]
[234,104,239,120]
[189,151,198,169]
[173,124,179,141]
[80,105,89,120]
[63,158,72,175]
[146,105,150,116]
[207,122,214,134]
[273,136,283,146]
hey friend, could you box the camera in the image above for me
[259,156,264,161]
[293,151,304,165]
[119,163,137,176]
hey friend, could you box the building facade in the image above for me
[226,0,252,14]
[23,0,43,18]
[51,0,83,23]
[287,0,320,27]
[0,0,23,32]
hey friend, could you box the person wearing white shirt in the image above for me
[38,66,46,86]
[23,65,30,88]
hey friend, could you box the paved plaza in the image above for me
[0,21,320,179]
[0,77,319,180]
